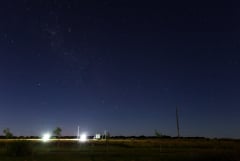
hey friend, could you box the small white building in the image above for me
[94,134,101,140]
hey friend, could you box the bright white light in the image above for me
[42,133,51,142]
[79,133,87,142]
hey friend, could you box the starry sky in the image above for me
[0,0,240,138]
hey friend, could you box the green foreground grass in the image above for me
[0,138,240,161]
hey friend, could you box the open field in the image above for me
[0,138,240,161]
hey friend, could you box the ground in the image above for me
[0,138,239,161]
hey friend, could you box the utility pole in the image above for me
[176,106,180,137]
[104,130,107,140]
[77,126,80,139]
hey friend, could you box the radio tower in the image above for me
[77,126,80,139]
[176,106,180,137]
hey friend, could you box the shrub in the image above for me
[5,141,33,157]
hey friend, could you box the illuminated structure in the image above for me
[42,133,51,142]
[79,133,87,142]
[94,134,101,140]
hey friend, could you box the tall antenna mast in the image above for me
[104,130,107,140]
[176,106,180,137]
[77,126,80,139]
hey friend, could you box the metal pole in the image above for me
[176,106,180,137]
[78,126,80,139]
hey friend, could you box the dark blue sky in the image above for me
[0,0,240,138]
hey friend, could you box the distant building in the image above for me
[94,134,101,140]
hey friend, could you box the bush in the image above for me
[5,141,33,157]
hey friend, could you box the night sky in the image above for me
[0,0,240,138]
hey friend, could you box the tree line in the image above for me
[1,127,62,139]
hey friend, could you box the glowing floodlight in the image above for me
[79,133,87,142]
[42,133,51,142]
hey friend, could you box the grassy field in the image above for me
[0,138,239,161]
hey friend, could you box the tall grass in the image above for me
[4,141,33,156]
[0,138,239,161]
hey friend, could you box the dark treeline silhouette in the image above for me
[0,135,239,141]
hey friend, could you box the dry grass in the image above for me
[0,138,239,161]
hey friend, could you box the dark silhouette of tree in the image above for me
[3,128,13,138]
[53,127,62,138]
[154,129,163,137]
